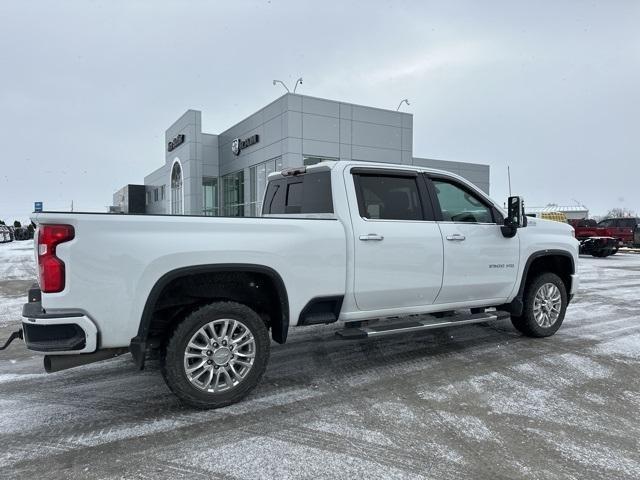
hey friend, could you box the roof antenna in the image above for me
[507,165,512,196]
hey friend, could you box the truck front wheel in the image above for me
[511,273,567,337]
[161,301,270,409]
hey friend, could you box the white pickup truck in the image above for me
[3,161,579,408]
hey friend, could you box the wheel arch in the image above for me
[508,250,575,316]
[130,264,289,369]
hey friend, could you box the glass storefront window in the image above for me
[249,166,257,217]
[223,157,283,217]
[222,170,245,216]
[171,162,183,214]
[202,177,218,216]
[248,157,281,216]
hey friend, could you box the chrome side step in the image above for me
[335,310,510,339]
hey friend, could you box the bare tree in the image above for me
[603,207,637,219]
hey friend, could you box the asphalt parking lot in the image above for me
[1,245,639,479]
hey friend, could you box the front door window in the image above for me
[431,179,493,223]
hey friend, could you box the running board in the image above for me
[336,310,510,339]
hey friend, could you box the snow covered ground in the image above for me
[1,242,639,479]
[0,240,35,327]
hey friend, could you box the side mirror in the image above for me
[501,196,527,238]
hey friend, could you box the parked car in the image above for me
[4,161,579,409]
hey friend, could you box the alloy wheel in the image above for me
[533,283,562,328]
[183,319,256,392]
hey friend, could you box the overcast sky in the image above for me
[1,0,638,223]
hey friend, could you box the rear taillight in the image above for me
[38,224,75,293]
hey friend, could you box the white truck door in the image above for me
[426,175,519,304]
[349,168,444,311]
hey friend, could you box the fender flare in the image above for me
[508,249,575,316]
[130,264,289,369]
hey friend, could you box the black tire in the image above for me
[161,301,270,409]
[511,272,567,338]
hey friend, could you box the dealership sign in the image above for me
[231,134,259,156]
[167,134,185,152]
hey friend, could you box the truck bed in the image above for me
[32,212,347,348]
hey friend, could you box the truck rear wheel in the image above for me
[511,273,567,337]
[161,301,270,409]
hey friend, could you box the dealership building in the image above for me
[112,93,490,216]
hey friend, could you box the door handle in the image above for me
[359,234,384,241]
[446,234,466,241]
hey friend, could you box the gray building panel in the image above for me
[339,103,352,120]
[302,138,340,159]
[302,113,339,142]
[339,118,352,144]
[301,96,340,117]
[352,144,403,164]
[352,121,402,150]
[352,104,403,128]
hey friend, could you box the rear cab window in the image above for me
[262,171,333,215]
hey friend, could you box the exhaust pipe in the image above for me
[44,348,129,373]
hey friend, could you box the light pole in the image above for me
[293,77,303,93]
[396,99,410,111]
[272,80,290,93]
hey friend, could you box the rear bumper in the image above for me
[22,288,98,355]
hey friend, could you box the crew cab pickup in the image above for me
[572,217,640,248]
[596,217,640,247]
[5,161,579,408]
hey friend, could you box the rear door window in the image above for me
[262,171,333,215]
[353,173,431,221]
